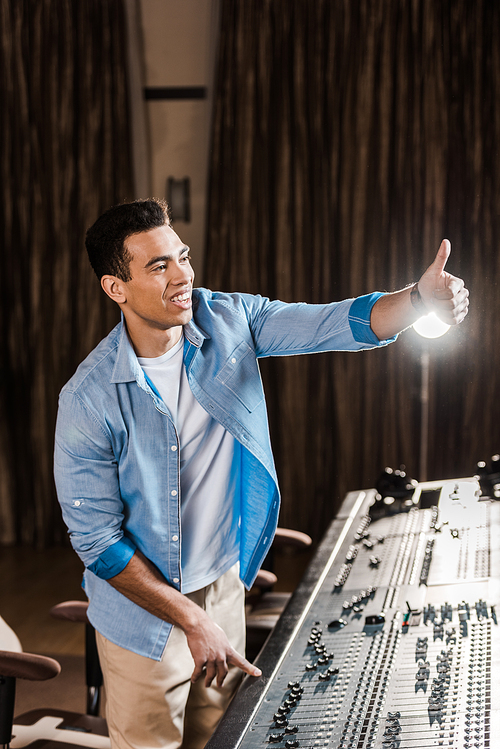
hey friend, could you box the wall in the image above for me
[139,0,220,281]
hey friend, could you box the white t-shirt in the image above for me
[138,335,240,593]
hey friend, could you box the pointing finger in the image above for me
[228,649,262,678]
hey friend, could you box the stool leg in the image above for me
[0,675,16,748]
[85,623,103,716]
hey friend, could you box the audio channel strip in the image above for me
[206,478,500,749]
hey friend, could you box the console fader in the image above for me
[206,478,500,749]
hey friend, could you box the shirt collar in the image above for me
[110,312,209,385]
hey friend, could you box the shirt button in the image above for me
[171,445,177,451]
[171,490,177,496]
[172,535,179,542]
[231,357,236,364]
[173,578,179,584]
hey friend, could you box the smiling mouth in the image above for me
[169,290,192,308]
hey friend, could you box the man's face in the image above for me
[117,224,195,333]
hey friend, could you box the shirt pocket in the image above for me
[215,341,264,413]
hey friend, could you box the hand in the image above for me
[417,239,469,325]
[186,610,262,688]
[107,551,262,688]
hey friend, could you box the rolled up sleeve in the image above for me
[348,292,397,346]
[54,390,137,579]
[87,536,136,579]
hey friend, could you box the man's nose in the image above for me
[173,261,193,284]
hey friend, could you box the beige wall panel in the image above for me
[141,0,213,86]
[140,0,219,283]
[148,99,211,278]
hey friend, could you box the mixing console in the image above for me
[206,478,500,748]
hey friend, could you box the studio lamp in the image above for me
[413,311,450,481]
[413,312,450,339]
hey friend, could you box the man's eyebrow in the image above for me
[144,246,190,269]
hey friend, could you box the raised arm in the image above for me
[370,240,469,340]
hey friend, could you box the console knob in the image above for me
[365,614,385,626]
[328,618,347,630]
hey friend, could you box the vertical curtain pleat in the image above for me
[0,0,132,545]
[205,0,500,541]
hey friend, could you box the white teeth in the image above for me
[171,292,190,303]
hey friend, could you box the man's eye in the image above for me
[155,264,166,271]
[181,255,192,263]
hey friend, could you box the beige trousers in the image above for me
[96,564,245,749]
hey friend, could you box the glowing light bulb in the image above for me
[413,312,451,339]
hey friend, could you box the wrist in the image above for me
[410,283,427,315]
[179,600,207,635]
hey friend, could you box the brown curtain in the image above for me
[205,0,500,541]
[0,0,133,545]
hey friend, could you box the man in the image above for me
[54,199,468,749]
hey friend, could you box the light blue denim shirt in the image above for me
[54,288,394,659]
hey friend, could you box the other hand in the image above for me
[416,239,469,325]
[186,611,261,688]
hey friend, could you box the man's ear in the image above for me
[101,275,127,305]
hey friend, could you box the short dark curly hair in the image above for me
[85,198,171,281]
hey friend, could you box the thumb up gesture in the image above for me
[416,240,469,325]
